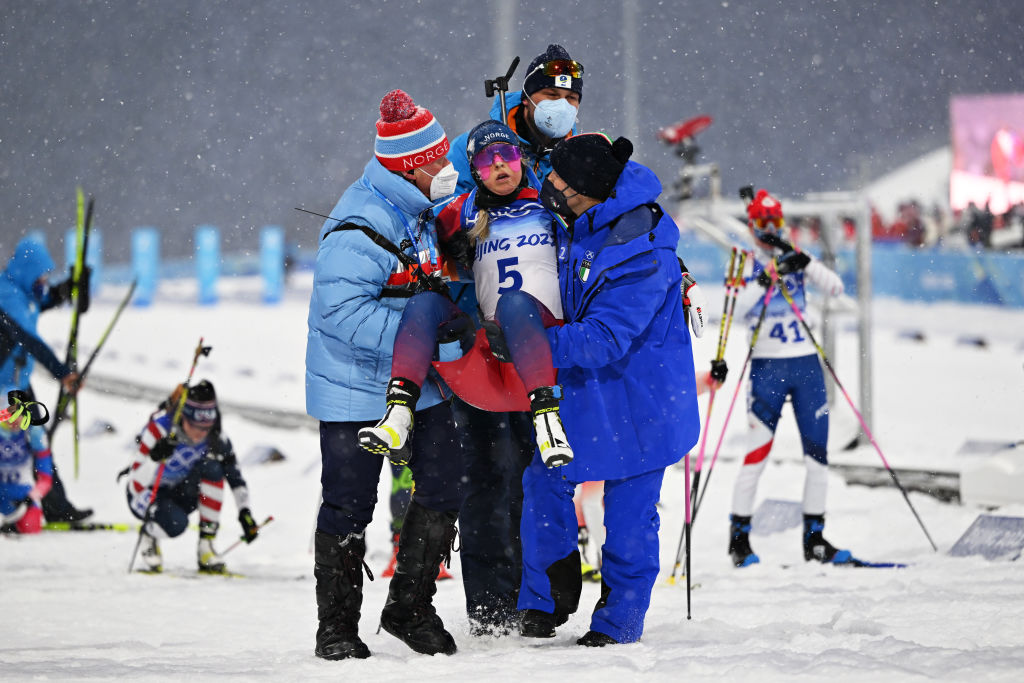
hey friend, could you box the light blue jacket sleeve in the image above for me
[312,229,403,355]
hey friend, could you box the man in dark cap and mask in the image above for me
[449,43,583,195]
[515,133,702,646]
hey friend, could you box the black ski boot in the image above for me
[379,501,459,656]
[577,630,619,647]
[314,531,373,660]
[519,609,561,638]
[518,549,581,638]
[803,514,852,564]
[41,473,93,523]
[728,514,761,567]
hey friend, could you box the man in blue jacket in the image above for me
[0,236,89,522]
[305,90,463,660]
[517,133,701,646]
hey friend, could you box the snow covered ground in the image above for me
[4,273,1024,682]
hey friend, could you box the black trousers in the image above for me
[454,398,535,623]
[317,401,463,538]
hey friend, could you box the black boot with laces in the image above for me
[379,501,459,656]
[314,531,373,660]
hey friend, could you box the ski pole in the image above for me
[774,275,938,551]
[694,265,778,519]
[221,515,275,556]
[58,190,93,479]
[128,338,212,572]
[670,248,741,583]
[49,279,138,442]
[683,448,693,617]
[688,250,746,512]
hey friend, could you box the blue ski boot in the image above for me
[729,514,760,567]
[803,514,852,564]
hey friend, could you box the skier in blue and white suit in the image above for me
[726,189,849,569]
[516,133,702,646]
[305,90,464,660]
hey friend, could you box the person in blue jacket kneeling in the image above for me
[516,133,701,646]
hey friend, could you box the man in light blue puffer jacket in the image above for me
[305,90,464,661]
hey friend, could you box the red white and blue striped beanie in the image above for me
[374,90,450,171]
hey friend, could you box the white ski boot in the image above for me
[529,386,573,468]
[139,532,163,573]
[359,378,419,465]
[198,536,227,574]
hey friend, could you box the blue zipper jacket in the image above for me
[545,161,700,481]
[305,158,449,422]
[0,237,69,389]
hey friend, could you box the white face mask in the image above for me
[532,97,578,139]
[419,163,460,200]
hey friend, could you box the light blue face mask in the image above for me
[531,97,577,139]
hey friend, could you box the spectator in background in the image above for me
[967,201,994,247]
[902,201,926,248]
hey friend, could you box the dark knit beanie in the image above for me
[550,133,634,200]
[523,44,584,101]
[182,379,218,426]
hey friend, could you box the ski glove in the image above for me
[481,320,512,363]
[52,266,92,313]
[411,271,451,298]
[148,436,178,462]
[238,508,259,543]
[437,311,475,347]
[710,359,729,384]
[681,272,706,338]
[445,231,475,271]
[756,251,812,288]
[776,250,811,276]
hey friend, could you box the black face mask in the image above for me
[540,178,576,219]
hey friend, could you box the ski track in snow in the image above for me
[5,274,1024,682]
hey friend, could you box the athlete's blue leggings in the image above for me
[391,290,557,393]
[749,354,829,464]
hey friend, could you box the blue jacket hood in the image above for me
[3,237,56,295]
